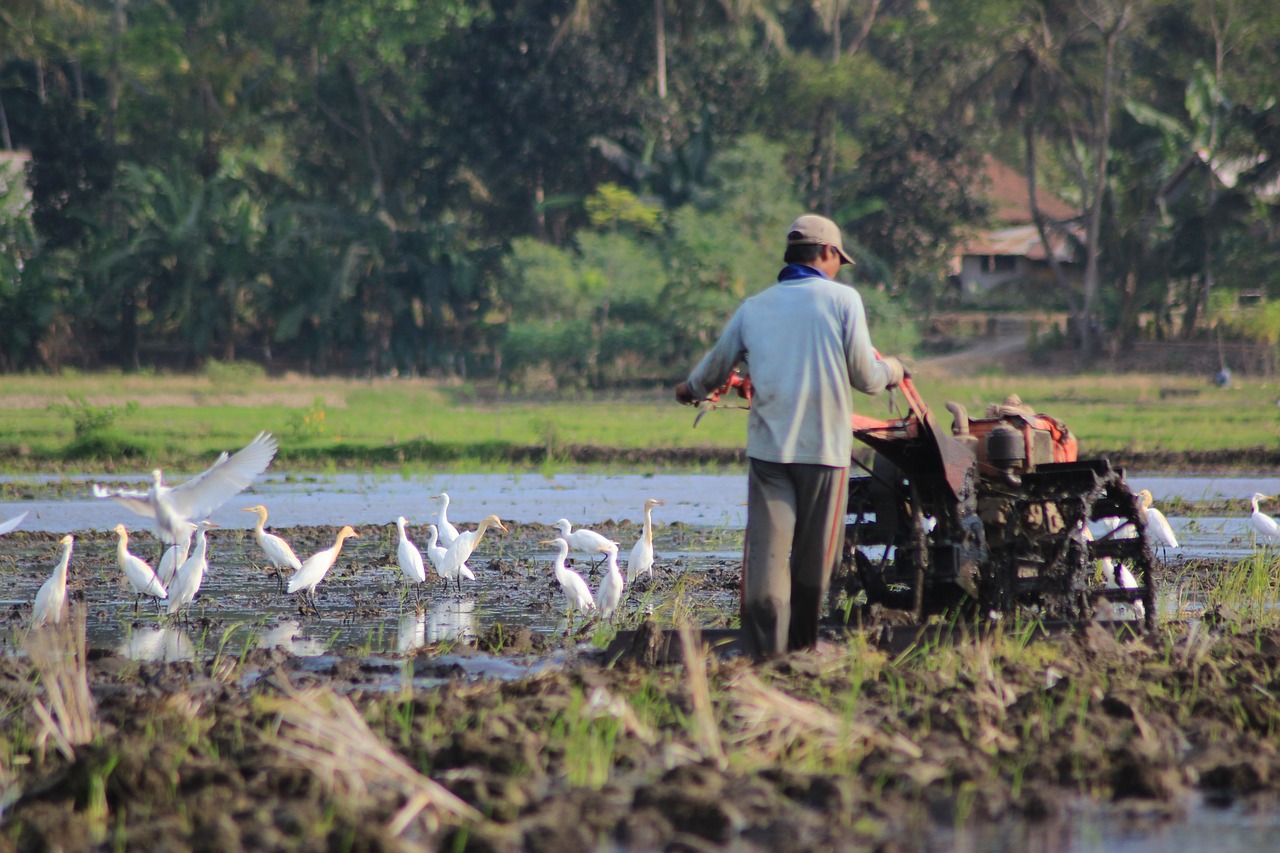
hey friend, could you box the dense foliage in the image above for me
[1,0,1278,382]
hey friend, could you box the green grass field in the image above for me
[0,366,1275,472]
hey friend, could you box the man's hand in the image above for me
[881,356,908,388]
[674,381,698,406]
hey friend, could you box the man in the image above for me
[675,214,905,659]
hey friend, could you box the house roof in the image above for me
[980,155,1079,224]
[958,223,1081,262]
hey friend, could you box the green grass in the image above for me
[0,367,1275,472]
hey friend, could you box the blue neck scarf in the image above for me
[777,264,830,282]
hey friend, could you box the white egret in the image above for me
[92,431,278,544]
[113,523,167,609]
[627,498,665,584]
[424,524,448,577]
[596,542,625,619]
[0,511,28,536]
[288,525,360,611]
[157,520,197,588]
[395,516,427,606]
[1081,522,1144,620]
[244,504,302,591]
[1250,493,1280,546]
[432,493,460,548]
[167,521,217,616]
[552,518,615,569]
[32,534,74,628]
[440,515,507,591]
[1137,489,1179,556]
[541,538,595,613]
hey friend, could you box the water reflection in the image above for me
[120,626,194,662]
[397,600,477,652]
[259,619,329,656]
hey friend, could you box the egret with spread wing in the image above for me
[93,432,278,544]
[0,512,28,537]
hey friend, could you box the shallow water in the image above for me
[1,471,1275,661]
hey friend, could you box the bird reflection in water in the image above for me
[397,600,476,652]
[119,626,194,662]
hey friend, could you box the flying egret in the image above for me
[1137,489,1179,557]
[596,542,625,619]
[552,518,615,569]
[541,538,595,614]
[1250,493,1280,546]
[439,515,507,591]
[432,493,460,548]
[113,523,167,610]
[627,498,665,584]
[92,431,278,545]
[32,535,74,628]
[288,525,359,612]
[394,516,427,605]
[167,521,217,616]
[157,520,197,588]
[244,504,302,591]
[0,511,29,536]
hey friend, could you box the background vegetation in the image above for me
[0,369,1272,472]
[2,0,1279,385]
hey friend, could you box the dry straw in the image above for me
[266,683,480,837]
[24,606,96,761]
[678,621,727,768]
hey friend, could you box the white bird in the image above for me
[439,514,507,591]
[395,516,428,606]
[1081,523,1144,620]
[432,493,460,549]
[627,498,665,584]
[541,538,595,613]
[0,511,28,536]
[244,504,302,591]
[1250,493,1280,546]
[1137,489,1179,556]
[32,534,74,628]
[167,521,217,616]
[552,518,615,568]
[424,524,448,576]
[157,520,197,587]
[596,542,625,619]
[92,431,278,544]
[288,525,359,611]
[113,523,167,608]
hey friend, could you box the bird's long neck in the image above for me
[253,513,268,535]
[116,532,129,559]
[192,530,210,561]
[643,506,655,547]
[1253,496,1262,514]
[426,527,438,548]
[55,544,73,580]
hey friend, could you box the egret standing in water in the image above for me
[440,515,507,591]
[32,535,74,628]
[541,538,595,614]
[92,431,278,546]
[244,504,302,591]
[1250,493,1280,546]
[1137,489,1179,558]
[596,542,625,619]
[394,516,427,605]
[113,523,167,610]
[157,520,197,588]
[627,498,665,584]
[288,525,360,613]
[167,521,217,616]
[432,493,460,549]
[552,518,614,569]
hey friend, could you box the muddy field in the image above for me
[2,518,1280,850]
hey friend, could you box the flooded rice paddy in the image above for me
[4,471,1280,850]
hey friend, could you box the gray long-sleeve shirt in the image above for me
[687,270,891,467]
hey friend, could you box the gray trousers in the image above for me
[742,458,848,659]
